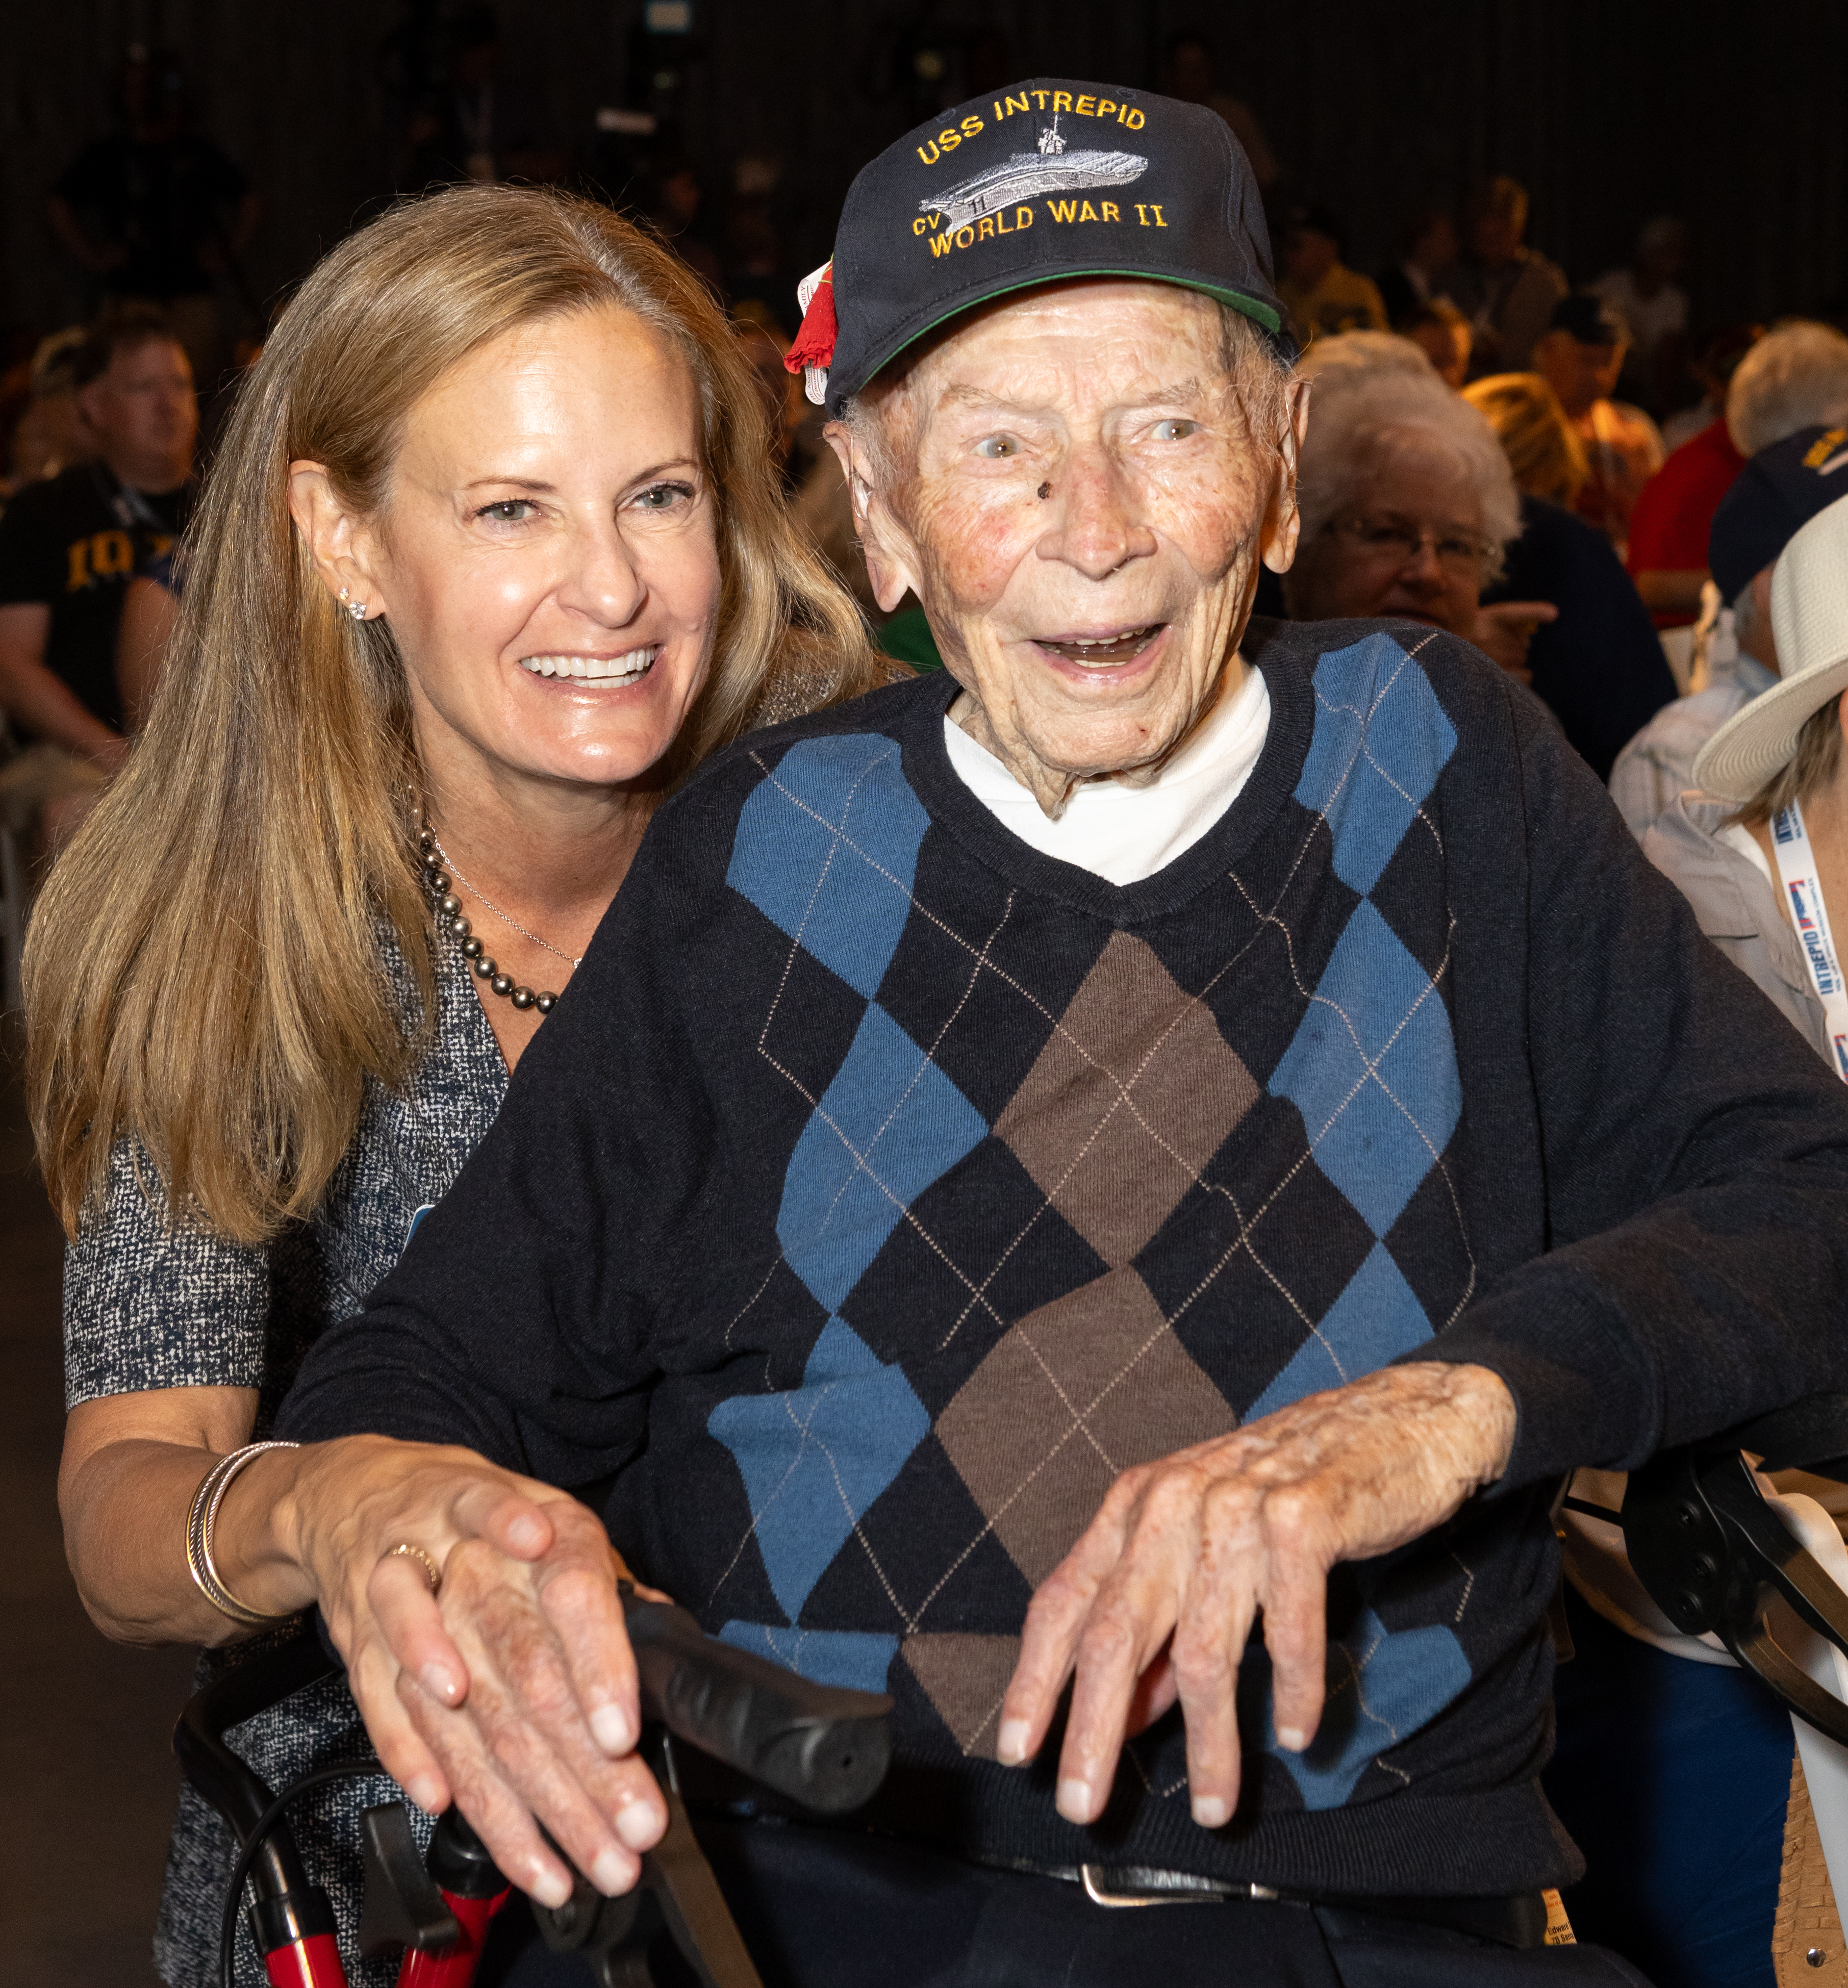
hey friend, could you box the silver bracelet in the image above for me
[184,1440,302,1628]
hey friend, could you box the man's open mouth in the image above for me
[519,646,660,682]
[1032,624,1164,668]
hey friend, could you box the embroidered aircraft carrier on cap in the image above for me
[785,78,1293,414]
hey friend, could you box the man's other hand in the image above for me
[995,1362,1517,1830]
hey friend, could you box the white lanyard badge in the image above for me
[1771,799,1848,1081]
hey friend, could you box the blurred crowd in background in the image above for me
[4,7,1848,875]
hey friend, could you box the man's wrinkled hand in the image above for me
[994,1362,1517,1831]
[285,1436,666,1906]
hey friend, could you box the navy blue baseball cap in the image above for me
[786,79,1292,416]
[1709,423,1848,601]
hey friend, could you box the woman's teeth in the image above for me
[1041,625,1161,666]
[519,647,659,681]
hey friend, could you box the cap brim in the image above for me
[1691,655,1848,803]
[833,266,1290,412]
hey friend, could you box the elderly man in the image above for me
[260,85,1848,1985]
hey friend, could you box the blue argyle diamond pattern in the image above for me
[1271,899,1460,1237]
[1244,1242,1434,1421]
[717,1621,900,1694]
[708,1315,931,1621]
[778,1002,988,1311]
[727,734,930,999]
[1262,1608,1472,1810]
[1294,633,1458,896]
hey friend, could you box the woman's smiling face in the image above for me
[336,304,722,795]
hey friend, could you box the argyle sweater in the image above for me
[282,618,1848,1900]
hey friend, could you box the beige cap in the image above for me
[1692,491,1848,803]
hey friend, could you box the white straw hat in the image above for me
[1692,491,1848,804]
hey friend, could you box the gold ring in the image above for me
[383,1541,442,1596]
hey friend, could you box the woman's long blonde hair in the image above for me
[27,186,882,1244]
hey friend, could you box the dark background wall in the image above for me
[3,2,1845,386]
[4,0,1846,353]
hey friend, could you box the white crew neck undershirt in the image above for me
[941,662,1272,886]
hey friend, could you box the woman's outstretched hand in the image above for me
[276,1436,665,1906]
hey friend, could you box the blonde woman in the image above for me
[1461,370,1588,509]
[29,186,880,1987]
[1465,370,1677,780]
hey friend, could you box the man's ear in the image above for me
[1260,375,1311,576]
[288,462,386,615]
[823,421,921,616]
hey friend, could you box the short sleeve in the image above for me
[64,1142,268,1406]
[0,486,57,609]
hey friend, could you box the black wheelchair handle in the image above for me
[1624,1445,1848,1746]
[622,1592,892,1814]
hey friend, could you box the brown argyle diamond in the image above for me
[902,1633,1022,1759]
[995,930,1257,1268]
[936,1266,1238,1589]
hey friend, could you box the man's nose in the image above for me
[1036,450,1155,582]
[560,520,647,627]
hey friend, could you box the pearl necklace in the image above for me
[417,826,562,1013]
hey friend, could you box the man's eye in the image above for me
[973,435,1020,460]
[631,481,694,511]
[476,499,535,523]
[1152,419,1200,442]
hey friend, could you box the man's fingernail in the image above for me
[406,1776,443,1813]
[1056,1777,1092,1822]
[1192,1795,1230,1829]
[592,1847,634,1895]
[1276,1725,1307,1752]
[996,1719,1031,1766]
[420,1663,461,1705]
[590,1703,634,1754]
[615,1799,659,1851]
[529,1862,572,1909]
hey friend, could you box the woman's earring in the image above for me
[337,584,368,622]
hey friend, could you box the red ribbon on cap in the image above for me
[785,262,837,375]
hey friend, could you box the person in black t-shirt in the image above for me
[0,303,194,851]
[46,47,258,390]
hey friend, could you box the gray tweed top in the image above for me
[65,929,507,1988]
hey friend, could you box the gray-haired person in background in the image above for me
[1611,419,1848,838]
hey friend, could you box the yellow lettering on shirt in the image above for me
[1149,202,1167,225]
[1052,91,1073,113]
[930,231,955,258]
[1098,99,1118,118]
[977,216,996,240]
[1125,108,1145,129]
[959,114,982,138]
[1004,92,1030,117]
[917,139,940,165]
[939,127,961,152]
[1047,199,1079,223]
[65,539,90,590]
[92,530,134,578]
[1075,95,1096,116]
[1016,205,1033,229]
[1102,202,1120,221]
[1077,200,1099,222]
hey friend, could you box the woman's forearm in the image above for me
[57,1387,296,1646]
